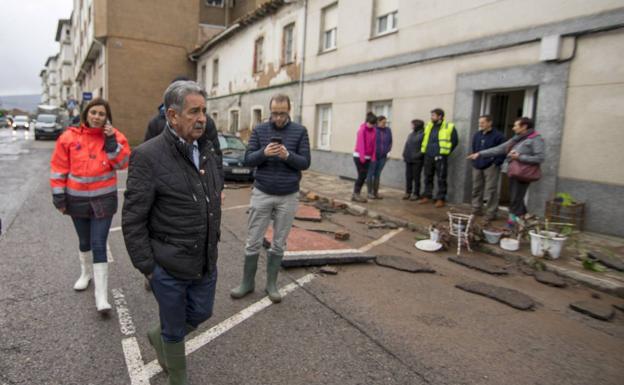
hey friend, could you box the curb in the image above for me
[301,188,624,299]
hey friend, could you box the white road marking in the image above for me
[358,228,404,253]
[110,226,122,233]
[106,241,114,262]
[142,273,317,379]
[113,288,149,385]
[122,338,150,385]
[222,204,250,211]
[113,289,136,336]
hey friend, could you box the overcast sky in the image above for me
[0,0,73,96]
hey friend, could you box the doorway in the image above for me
[480,88,537,204]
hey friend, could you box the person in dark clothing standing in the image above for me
[230,94,311,304]
[122,81,223,385]
[470,115,505,220]
[417,108,459,208]
[367,115,393,199]
[144,76,222,163]
[402,119,425,200]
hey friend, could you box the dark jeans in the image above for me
[150,264,218,343]
[353,157,371,194]
[71,216,113,263]
[367,157,387,181]
[509,177,530,216]
[423,155,448,200]
[405,159,423,196]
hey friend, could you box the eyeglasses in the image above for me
[270,112,289,118]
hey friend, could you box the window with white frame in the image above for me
[316,104,332,150]
[251,107,262,129]
[320,3,338,52]
[254,37,264,73]
[212,58,219,87]
[229,109,239,134]
[282,23,295,65]
[368,100,393,126]
[373,0,398,36]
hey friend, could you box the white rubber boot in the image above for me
[93,263,112,313]
[73,251,92,291]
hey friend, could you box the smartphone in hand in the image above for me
[270,137,283,144]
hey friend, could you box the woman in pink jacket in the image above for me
[351,112,377,202]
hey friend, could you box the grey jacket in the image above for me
[478,129,545,173]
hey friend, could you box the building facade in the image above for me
[42,0,233,144]
[192,0,305,140]
[44,55,61,107]
[39,69,49,105]
[297,0,624,237]
[55,19,75,111]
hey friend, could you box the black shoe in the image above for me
[402,193,411,200]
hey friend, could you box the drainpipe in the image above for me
[296,0,308,123]
[225,0,231,27]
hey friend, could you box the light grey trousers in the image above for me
[244,188,299,257]
[471,165,501,217]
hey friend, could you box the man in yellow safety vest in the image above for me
[416,108,459,208]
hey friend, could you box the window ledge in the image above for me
[318,47,337,56]
[370,29,398,41]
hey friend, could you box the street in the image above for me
[1,130,623,385]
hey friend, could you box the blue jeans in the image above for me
[367,157,388,182]
[71,216,113,263]
[150,264,218,343]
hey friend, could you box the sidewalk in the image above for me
[300,170,624,298]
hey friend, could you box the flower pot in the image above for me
[529,230,567,259]
[500,237,519,251]
[482,229,503,244]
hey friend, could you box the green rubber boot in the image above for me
[230,254,259,299]
[266,253,283,303]
[147,325,167,374]
[163,341,187,385]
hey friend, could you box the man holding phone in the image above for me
[230,94,311,303]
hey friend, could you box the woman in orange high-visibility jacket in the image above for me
[50,98,130,314]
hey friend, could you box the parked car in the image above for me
[12,115,30,130]
[34,114,64,140]
[219,133,254,181]
[0,115,8,128]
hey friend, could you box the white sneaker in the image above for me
[93,263,111,313]
[73,251,92,291]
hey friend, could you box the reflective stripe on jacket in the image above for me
[421,120,455,155]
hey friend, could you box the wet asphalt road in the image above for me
[0,128,623,385]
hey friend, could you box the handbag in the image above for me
[507,160,541,182]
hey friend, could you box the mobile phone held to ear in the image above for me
[270,137,282,144]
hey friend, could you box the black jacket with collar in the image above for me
[122,127,223,280]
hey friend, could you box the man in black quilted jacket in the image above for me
[122,80,222,385]
[230,94,310,303]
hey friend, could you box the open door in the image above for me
[480,88,537,205]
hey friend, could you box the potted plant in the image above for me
[528,220,573,259]
[482,226,505,244]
